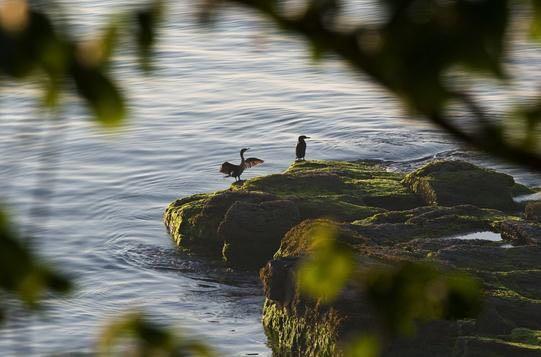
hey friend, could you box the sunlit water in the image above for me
[0,1,540,355]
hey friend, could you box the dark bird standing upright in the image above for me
[296,135,310,161]
[220,148,264,182]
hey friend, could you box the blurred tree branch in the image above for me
[220,0,541,170]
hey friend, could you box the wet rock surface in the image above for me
[402,160,527,211]
[164,160,540,355]
[219,199,300,267]
[501,220,541,246]
[525,201,541,223]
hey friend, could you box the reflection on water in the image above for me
[514,192,541,202]
[0,1,540,355]
[445,231,502,242]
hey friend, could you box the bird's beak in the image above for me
[246,148,250,151]
[306,137,311,139]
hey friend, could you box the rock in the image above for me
[260,256,377,357]
[454,336,541,356]
[352,205,509,245]
[259,258,299,306]
[525,201,541,223]
[403,160,518,211]
[164,190,278,255]
[219,200,300,267]
[274,219,372,258]
[237,160,423,213]
[433,244,541,271]
[501,220,541,245]
[162,159,540,355]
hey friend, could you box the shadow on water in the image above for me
[117,243,263,289]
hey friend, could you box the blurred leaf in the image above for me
[0,207,71,318]
[343,334,381,357]
[531,0,541,40]
[364,262,482,336]
[99,311,214,356]
[297,224,355,303]
[70,63,126,126]
[0,8,59,78]
[135,0,163,72]
[100,21,119,66]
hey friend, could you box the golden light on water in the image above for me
[0,0,29,33]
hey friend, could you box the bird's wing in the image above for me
[220,162,236,175]
[244,158,264,169]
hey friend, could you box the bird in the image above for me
[220,148,264,182]
[295,135,310,161]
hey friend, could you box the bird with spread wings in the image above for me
[220,148,264,182]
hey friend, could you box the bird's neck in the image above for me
[240,152,245,161]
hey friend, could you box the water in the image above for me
[0,1,540,355]
[445,231,502,242]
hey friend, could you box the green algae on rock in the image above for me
[219,199,300,267]
[403,160,529,211]
[236,160,423,212]
[163,159,540,356]
[164,190,278,255]
[164,160,417,264]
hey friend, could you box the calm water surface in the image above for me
[0,1,540,355]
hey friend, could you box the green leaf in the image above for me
[71,64,126,126]
[135,0,163,72]
[0,207,71,315]
[531,0,541,40]
[297,225,355,303]
[99,311,215,356]
[343,334,381,357]
[364,262,482,337]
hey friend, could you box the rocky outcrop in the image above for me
[219,200,300,267]
[163,159,540,355]
[164,190,278,256]
[261,219,541,356]
[164,160,422,265]
[402,160,529,211]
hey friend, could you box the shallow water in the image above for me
[0,1,540,355]
[445,231,502,242]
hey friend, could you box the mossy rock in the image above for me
[219,200,300,268]
[495,271,541,301]
[507,328,541,346]
[163,190,278,255]
[236,160,423,213]
[454,336,541,356]
[262,299,343,356]
[525,201,541,223]
[273,219,371,259]
[432,245,541,272]
[351,205,511,245]
[403,160,522,211]
[501,220,541,245]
